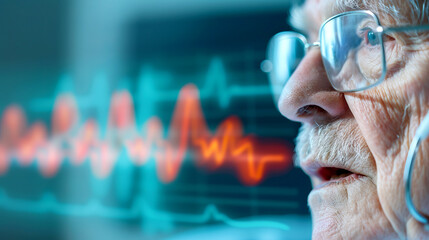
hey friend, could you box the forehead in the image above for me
[292,0,370,37]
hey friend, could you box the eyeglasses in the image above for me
[262,10,429,103]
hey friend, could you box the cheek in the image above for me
[344,49,429,236]
[356,45,383,81]
[345,93,406,162]
[345,93,410,233]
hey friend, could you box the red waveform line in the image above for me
[0,84,293,185]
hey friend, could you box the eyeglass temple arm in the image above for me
[383,24,429,33]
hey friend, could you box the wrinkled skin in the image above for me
[278,0,429,239]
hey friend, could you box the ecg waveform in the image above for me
[29,58,273,112]
[0,84,292,186]
[0,189,290,231]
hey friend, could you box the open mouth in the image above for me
[315,167,363,189]
[319,167,353,181]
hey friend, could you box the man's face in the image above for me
[278,0,429,238]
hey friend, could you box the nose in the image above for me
[278,49,349,124]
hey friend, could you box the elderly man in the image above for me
[265,0,429,238]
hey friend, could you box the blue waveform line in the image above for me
[136,58,272,108]
[28,57,273,112]
[0,189,289,231]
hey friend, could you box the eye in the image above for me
[361,27,381,46]
[367,30,380,45]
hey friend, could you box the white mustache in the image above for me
[295,119,371,168]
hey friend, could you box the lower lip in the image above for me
[314,173,364,190]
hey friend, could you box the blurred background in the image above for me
[0,0,311,239]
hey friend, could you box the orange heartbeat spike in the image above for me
[0,84,293,185]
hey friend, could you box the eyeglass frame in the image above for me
[263,10,429,93]
[263,9,429,228]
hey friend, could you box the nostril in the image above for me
[296,105,323,118]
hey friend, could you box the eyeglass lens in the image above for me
[321,11,384,91]
[267,33,306,103]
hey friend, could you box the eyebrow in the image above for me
[335,0,361,12]
[289,0,364,33]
